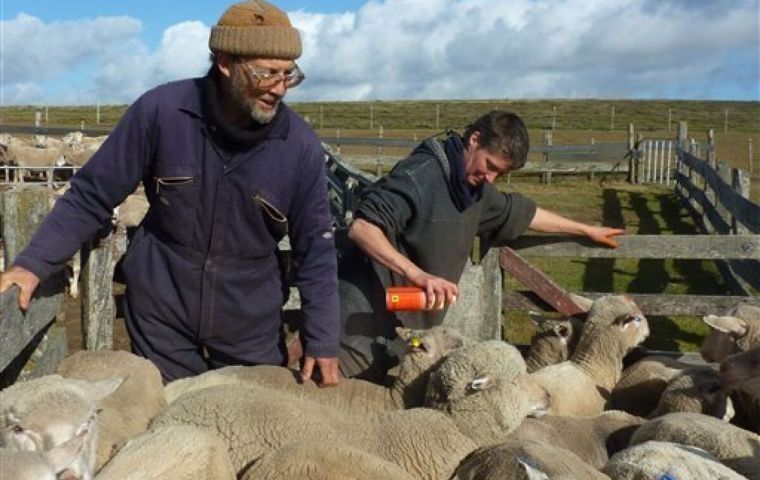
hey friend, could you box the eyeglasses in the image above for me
[239,61,305,89]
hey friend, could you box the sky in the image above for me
[1,0,758,106]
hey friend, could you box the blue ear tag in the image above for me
[659,474,678,480]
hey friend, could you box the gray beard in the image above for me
[230,67,279,124]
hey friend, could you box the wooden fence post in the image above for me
[627,124,635,184]
[635,133,644,184]
[715,161,732,232]
[0,187,66,384]
[731,168,751,235]
[707,129,716,169]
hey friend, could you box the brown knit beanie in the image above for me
[209,0,302,59]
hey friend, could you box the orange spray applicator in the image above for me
[385,286,427,311]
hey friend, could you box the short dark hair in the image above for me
[463,111,529,170]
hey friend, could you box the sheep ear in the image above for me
[44,430,87,474]
[528,311,546,328]
[516,457,550,480]
[468,377,493,391]
[569,293,593,312]
[75,377,125,402]
[395,326,413,341]
[702,315,747,336]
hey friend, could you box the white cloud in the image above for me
[1,0,758,105]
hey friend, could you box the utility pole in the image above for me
[610,105,615,131]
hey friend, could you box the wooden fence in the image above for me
[502,121,758,322]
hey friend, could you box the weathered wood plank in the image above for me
[676,188,758,294]
[503,290,752,317]
[81,228,126,351]
[676,172,731,234]
[2,186,50,264]
[499,247,587,316]
[0,278,65,373]
[507,234,760,260]
[679,150,760,232]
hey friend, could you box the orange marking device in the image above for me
[385,286,426,311]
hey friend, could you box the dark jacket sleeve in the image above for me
[12,94,154,280]
[353,163,421,238]
[287,139,340,358]
[477,184,537,244]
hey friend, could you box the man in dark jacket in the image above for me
[338,111,624,382]
[0,0,340,385]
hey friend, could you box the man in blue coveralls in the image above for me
[0,0,340,386]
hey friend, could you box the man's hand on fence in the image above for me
[0,265,40,310]
[586,227,625,249]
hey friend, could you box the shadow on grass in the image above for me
[581,188,624,292]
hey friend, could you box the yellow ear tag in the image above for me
[410,337,422,349]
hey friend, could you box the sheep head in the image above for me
[424,341,547,445]
[391,326,468,407]
[0,430,87,480]
[573,296,649,361]
[701,303,760,362]
[526,314,583,372]
[651,368,734,421]
[720,347,760,390]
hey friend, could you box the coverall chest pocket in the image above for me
[151,167,200,242]
[253,192,288,242]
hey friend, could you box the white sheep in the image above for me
[0,430,87,480]
[153,340,549,479]
[154,384,477,479]
[508,410,645,469]
[630,412,760,479]
[0,375,123,480]
[649,367,734,420]
[720,347,760,433]
[55,350,167,470]
[525,314,583,373]
[164,325,468,412]
[94,425,235,480]
[452,439,611,480]
[603,441,750,480]
[612,356,696,413]
[527,295,649,416]
[701,302,760,362]
[239,440,417,480]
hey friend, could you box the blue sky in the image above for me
[1,0,758,105]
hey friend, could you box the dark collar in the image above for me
[443,131,483,211]
[199,65,289,152]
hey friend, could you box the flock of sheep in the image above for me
[1,296,759,480]
[0,132,106,182]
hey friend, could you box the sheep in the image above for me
[0,375,123,480]
[94,425,235,480]
[649,367,734,420]
[630,412,760,479]
[55,350,167,470]
[239,440,417,480]
[0,430,87,480]
[507,410,646,469]
[154,384,477,479]
[701,302,760,362]
[153,340,549,479]
[524,314,583,373]
[164,325,468,412]
[527,295,649,416]
[612,355,704,416]
[452,439,611,480]
[603,441,750,480]
[720,347,760,433]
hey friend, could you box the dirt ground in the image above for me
[63,282,131,353]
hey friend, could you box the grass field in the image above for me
[493,177,725,351]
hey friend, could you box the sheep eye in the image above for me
[11,425,24,434]
[557,326,569,337]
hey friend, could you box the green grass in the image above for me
[497,177,729,351]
